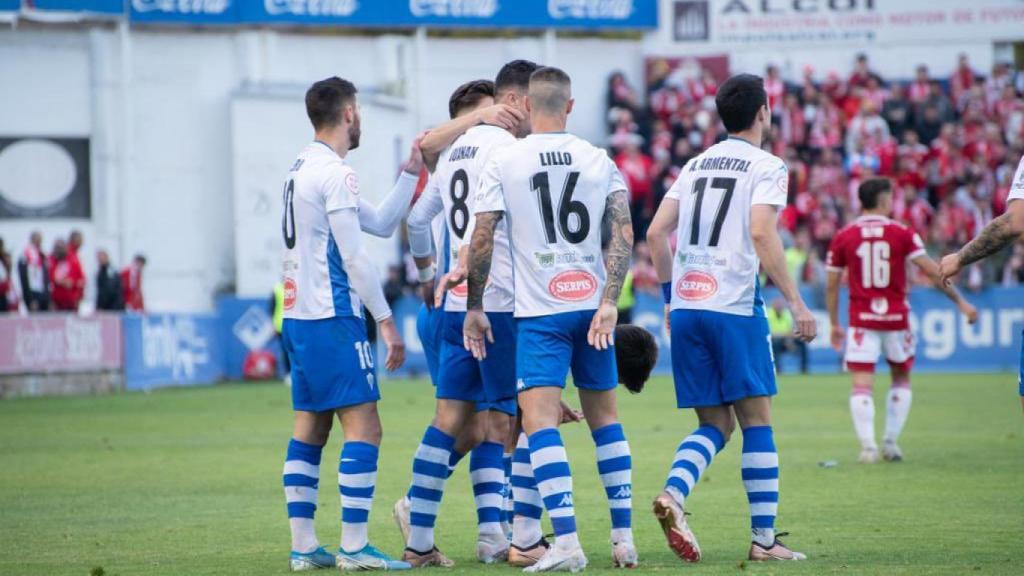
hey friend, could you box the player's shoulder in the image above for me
[831,221,861,245]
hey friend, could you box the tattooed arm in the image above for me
[600,190,634,305]
[940,202,1024,282]
[463,210,503,359]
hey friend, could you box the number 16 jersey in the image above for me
[665,136,789,318]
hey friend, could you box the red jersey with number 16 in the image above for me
[825,215,926,330]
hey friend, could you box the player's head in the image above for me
[305,76,361,150]
[448,79,495,119]
[495,59,540,137]
[858,178,893,216]
[614,324,658,394]
[527,67,574,128]
[715,73,770,135]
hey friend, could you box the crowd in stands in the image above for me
[0,231,146,314]
[607,53,1024,296]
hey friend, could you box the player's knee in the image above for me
[485,411,512,443]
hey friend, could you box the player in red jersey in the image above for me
[826,178,978,463]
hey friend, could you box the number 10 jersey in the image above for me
[665,136,789,318]
[475,132,627,318]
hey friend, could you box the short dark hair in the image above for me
[495,59,540,95]
[305,76,357,131]
[859,178,892,209]
[715,73,767,133]
[530,66,571,86]
[614,325,658,394]
[448,79,495,119]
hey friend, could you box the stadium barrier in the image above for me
[1,287,1020,397]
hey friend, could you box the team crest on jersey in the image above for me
[548,270,598,302]
[345,172,360,195]
[283,278,297,310]
[676,270,718,301]
[870,297,889,315]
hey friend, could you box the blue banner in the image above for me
[28,0,122,13]
[129,0,658,29]
[1,0,18,12]
[123,313,225,390]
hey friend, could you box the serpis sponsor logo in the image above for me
[675,270,718,301]
[283,278,297,310]
[132,0,230,14]
[549,0,634,20]
[548,270,597,302]
[266,0,358,17]
[410,0,498,18]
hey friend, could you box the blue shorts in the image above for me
[437,311,517,415]
[282,316,380,412]
[416,304,444,385]
[670,309,776,408]
[516,309,617,392]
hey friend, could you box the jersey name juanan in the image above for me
[434,124,517,312]
[666,137,789,317]
[826,215,925,331]
[475,132,627,318]
[281,141,363,320]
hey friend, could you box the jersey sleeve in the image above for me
[474,155,506,214]
[751,158,789,207]
[663,162,692,200]
[324,164,360,213]
[825,232,846,272]
[905,228,927,260]
[608,158,628,197]
[1009,155,1024,202]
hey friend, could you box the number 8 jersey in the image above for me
[665,136,789,317]
[475,132,627,318]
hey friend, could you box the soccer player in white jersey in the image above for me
[465,66,638,572]
[646,74,816,563]
[939,154,1024,412]
[398,63,538,567]
[279,77,417,572]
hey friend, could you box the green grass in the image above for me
[0,373,1022,575]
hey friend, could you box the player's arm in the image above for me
[463,210,503,359]
[588,190,633,351]
[751,204,817,342]
[647,196,679,310]
[405,177,444,306]
[825,269,843,351]
[939,200,1024,282]
[357,135,425,237]
[912,254,978,323]
[420,105,525,172]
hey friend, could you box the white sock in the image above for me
[611,527,633,545]
[850,394,877,450]
[555,532,580,552]
[752,527,775,547]
[884,388,912,443]
[290,518,319,553]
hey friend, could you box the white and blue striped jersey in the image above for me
[665,137,789,318]
[1010,154,1024,204]
[281,141,363,320]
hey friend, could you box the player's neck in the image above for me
[860,209,889,219]
[727,128,761,148]
[531,115,567,134]
[313,130,349,158]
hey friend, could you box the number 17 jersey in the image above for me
[666,136,789,317]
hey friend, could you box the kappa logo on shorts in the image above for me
[675,270,718,301]
[283,278,297,310]
[548,270,597,302]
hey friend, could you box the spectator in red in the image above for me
[765,64,785,116]
[49,240,82,312]
[950,53,976,106]
[615,134,656,237]
[66,229,86,309]
[121,254,147,312]
[848,53,875,89]
[908,65,931,105]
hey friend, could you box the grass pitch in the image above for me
[0,373,1022,575]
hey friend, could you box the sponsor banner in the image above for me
[669,0,1024,47]
[123,313,225,390]
[0,137,91,219]
[548,270,598,302]
[0,0,18,13]
[131,0,658,29]
[217,296,282,380]
[25,0,122,14]
[0,314,122,374]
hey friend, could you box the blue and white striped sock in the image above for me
[339,441,378,553]
[592,423,633,543]
[529,428,579,550]
[665,425,726,506]
[741,425,779,547]
[405,448,463,501]
[284,439,323,553]
[407,426,455,553]
[470,441,506,536]
[511,432,543,548]
[501,452,513,528]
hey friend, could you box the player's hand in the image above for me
[378,317,406,372]
[938,253,962,286]
[463,309,493,360]
[404,132,427,175]
[830,323,845,352]
[958,300,979,324]
[419,279,435,310]
[790,301,817,343]
[559,401,584,424]
[445,264,468,290]
[588,301,618,350]
[478,104,525,131]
